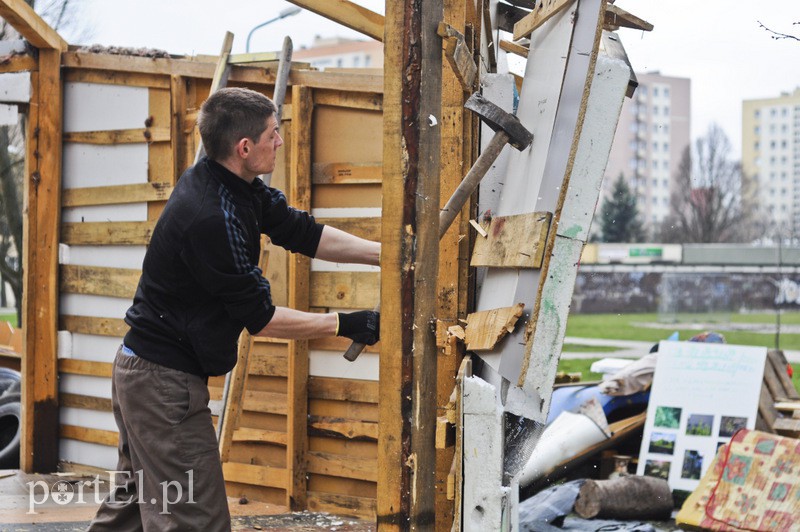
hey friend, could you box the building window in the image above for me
[629,158,638,169]
[664,87,670,97]
[663,142,669,151]
[755,141,760,150]
[771,108,777,117]
[755,110,760,118]
[664,106,670,115]
[783,108,788,116]
[663,124,669,133]
[353,56,360,67]
[653,142,658,151]
[365,55,371,67]
[653,106,659,115]
[653,178,658,186]
[662,179,668,187]
[755,126,760,134]
[336,58,343,67]
[782,140,788,149]
[771,140,777,149]
[653,87,659,97]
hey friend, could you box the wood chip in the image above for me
[465,303,525,351]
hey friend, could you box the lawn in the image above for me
[0,312,16,327]
[565,311,800,350]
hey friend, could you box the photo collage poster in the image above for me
[636,341,767,493]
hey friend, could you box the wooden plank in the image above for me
[437,22,477,91]
[242,390,288,415]
[62,182,173,208]
[59,315,128,337]
[308,377,378,403]
[499,39,529,58]
[311,162,382,185]
[773,417,800,436]
[60,425,118,447]
[218,332,254,461]
[62,128,170,144]
[222,462,288,490]
[287,0,385,42]
[60,264,139,299]
[0,54,37,73]
[170,75,188,182]
[604,4,653,32]
[60,393,112,412]
[61,221,155,246]
[314,89,382,111]
[307,450,378,483]
[232,427,288,446]
[308,416,378,441]
[513,0,574,40]
[470,212,551,268]
[0,0,68,50]
[310,271,380,309]
[307,491,376,520]
[21,48,62,473]
[379,0,407,526]
[286,84,312,511]
[249,350,288,377]
[290,70,383,94]
[315,217,380,242]
[435,416,455,449]
[465,304,525,351]
[63,68,169,89]
[309,336,380,353]
[775,402,800,412]
[58,359,113,378]
[768,350,800,400]
[758,383,778,431]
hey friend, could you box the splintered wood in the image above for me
[470,212,551,268]
[465,303,525,351]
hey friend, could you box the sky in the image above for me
[59,1,800,158]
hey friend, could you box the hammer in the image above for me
[344,92,533,361]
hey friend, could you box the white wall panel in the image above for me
[62,144,148,189]
[60,294,131,319]
[63,82,148,133]
[60,374,112,399]
[309,349,378,381]
[59,439,118,471]
[62,203,148,223]
[61,407,118,433]
[70,334,124,363]
[63,245,146,269]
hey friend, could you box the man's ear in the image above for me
[235,138,250,158]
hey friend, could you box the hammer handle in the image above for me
[343,130,510,361]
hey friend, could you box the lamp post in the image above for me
[246,6,302,53]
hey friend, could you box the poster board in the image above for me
[636,341,767,493]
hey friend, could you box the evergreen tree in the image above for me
[599,174,645,242]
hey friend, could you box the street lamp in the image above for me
[246,6,302,53]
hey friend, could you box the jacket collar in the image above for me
[204,157,261,203]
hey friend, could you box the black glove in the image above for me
[337,310,380,345]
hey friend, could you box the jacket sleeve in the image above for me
[257,182,325,257]
[180,211,275,335]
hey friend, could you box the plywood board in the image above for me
[470,212,551,268]
[311,106,383,164]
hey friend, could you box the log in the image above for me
[574,476,672,520]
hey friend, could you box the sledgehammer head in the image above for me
[465,92,533,151]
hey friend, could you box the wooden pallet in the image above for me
[757,349,800,437]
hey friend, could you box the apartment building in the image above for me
[293,36,383,70]
[742,87,800,233]
[603,72,691,232]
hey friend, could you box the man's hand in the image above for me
[337,311,380,345]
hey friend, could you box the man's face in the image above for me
[245,115,283,177]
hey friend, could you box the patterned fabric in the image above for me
[676,429,800,531]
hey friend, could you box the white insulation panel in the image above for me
[60,439,118,471]
[60,374,112,399]
[63,82,148,133]
[61,407,118,433]
[60,294,131,319]
[62,203,148,223]
[70,334,123,363]
[62,245,146,269]
[62,144,148,189]
[309,350,378,381]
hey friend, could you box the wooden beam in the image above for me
[314,89,382,111]
[308,376,378,403]
[499,39,529,58]
[309,271,380,309]
[222,462,288,490]
[60,264,140,299]
[62,128,170,145]
[286,84,313,511]
[58,358,112,378]
[61,221,155,246]
[307,491,376,521]
[21,48,61,473]
[0,0,67,50]
[62,182,173,208]
[311,162,382,185]
[308,415,378,441]
[59,315,128,337]
[437,22,477,92]
[513,0,574,40]
[60,425,118,447]
[307,450,378,482]
[61,393,112,412]
[0,53,37,73]
[287,0,385,42]
[604,5,653,32]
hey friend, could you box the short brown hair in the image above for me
[197,87,276,160]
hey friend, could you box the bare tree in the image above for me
[0,1,89,322]
[758,20,800,42]
[659,124,761,243]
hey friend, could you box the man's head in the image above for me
[198,88,283,179]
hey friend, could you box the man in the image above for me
[89,87,380,531]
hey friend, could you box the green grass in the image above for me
[0,312,16,327]
[565,312,800,350]
[557,358,604,381]
[561,343,623,353]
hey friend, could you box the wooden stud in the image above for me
[170,75,188,182]
[465,303,525,351]
[287,0,385,42]
[58,359,112,378]
[0,54,37,73]
[21,48,62,473]
[218,332,254,462]
[61,393,112,412]
[63,68,169,89]
[286,84,313,510]
[314,89,382,111]
[60,425,118,447]
[513,0,574,40]
[0,0,68,50]
[62,128,170,144]
[470,212,551,268]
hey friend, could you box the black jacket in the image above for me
[124,158,324,376]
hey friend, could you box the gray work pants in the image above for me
[88,347,231,531]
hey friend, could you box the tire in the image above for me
[0,367,20,396]
[0,396,20,469]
